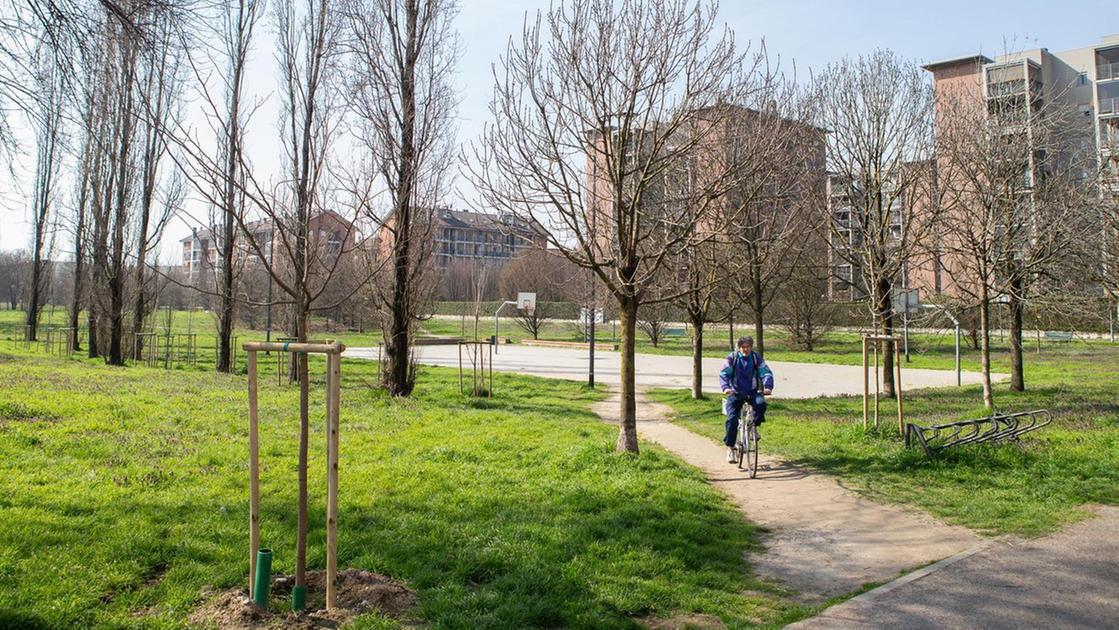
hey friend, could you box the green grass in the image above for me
[0,337,822,629]
[650,343,1119,537]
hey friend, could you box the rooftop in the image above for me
[921,54,993,72]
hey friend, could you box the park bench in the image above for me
[904,409,1051,457]
[1044,331,1073,343]
[663,327,687,338]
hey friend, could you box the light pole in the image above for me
[493,300,517,354]
[588,279,596,388]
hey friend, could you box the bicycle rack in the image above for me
[905,409,1052,457]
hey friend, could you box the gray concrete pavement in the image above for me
[788,506,1119,629]
[344,344,993,398]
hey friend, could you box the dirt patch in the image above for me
[188,569,416,629]
[640,612,726,629]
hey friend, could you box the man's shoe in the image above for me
[726,447,735,463]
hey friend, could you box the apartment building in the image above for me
[374,207,543,270]
[431,209,542,268]
[826,174,907,301]
[179,211,354,287]
[585,104,828,277]
[913,34,1119,300]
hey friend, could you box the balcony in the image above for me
[1101,97,1119,116]
[1099,62,1119,82]
[987,79,1026,97]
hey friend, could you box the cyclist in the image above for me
[719,336,774,463]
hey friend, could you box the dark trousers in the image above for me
[724,392,766,447]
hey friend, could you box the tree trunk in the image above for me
[108,53,137,367]
[1008,281,1025,392]
[751,264,765,358]
[26,254,44,342]
[728,310,734,350]
[380,1,422,396]
[69,238,84,353]
[131,266,148,360]
[217,49,243,374]
[87,309,99,359]
[752,299,765,360]
[876,277,896,397]
[617,296,639,453]
[979,291,994,410]
[689,310,704,400]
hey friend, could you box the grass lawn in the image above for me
[650,342,1119,537]
[0,337,825,629]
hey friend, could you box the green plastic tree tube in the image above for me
[252,548,272,608]
[291,585,307,611]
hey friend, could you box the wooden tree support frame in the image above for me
[458,341,494,397]
[246,340,345,611]
[862,334,904,433]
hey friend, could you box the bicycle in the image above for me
[734,403,759,478]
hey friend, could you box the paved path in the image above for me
[591,391,981,602]
[345,344,993,397]
[788,506,1119,629]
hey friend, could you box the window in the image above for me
[1078,72,1089,86]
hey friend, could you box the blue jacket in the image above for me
[718,351,774,396]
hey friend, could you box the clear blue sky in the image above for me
[2,0,1116,257]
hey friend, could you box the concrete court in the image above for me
[345,343,990,398]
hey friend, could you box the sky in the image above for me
[1,0,1116,261]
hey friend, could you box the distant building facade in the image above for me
[178,211,355,287]
[913,33,1119,300]
[430,209,543,267]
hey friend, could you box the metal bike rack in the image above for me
[905,409,1052,457]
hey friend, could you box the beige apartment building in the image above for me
[910,33,1119,301]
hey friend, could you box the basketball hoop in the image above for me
[517,292,537,314]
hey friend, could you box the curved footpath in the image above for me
[594,391,1119,629]
[592,391,982,603]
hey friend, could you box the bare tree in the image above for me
[934,80,1092,407]
[637,298,674,348]
[727,100,825,359]
[219,0,375,598]
[497,248,575,339]
[777,244,835,351]
[130,7,185,359]
[815,50,936,398]
[175,0,265,372]
[0,250,30,309]
[471,0,756,453]
[341,0,460,396]
[24,36,65,342]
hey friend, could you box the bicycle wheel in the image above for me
[736,423,747,470]
[747,423,759,478]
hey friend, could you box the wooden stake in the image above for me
[862,336,869,430]
[248,350,260,597]
[895,340,904,434]
[873,341,880,428]
[325,352,340,609]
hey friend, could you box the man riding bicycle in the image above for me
[719,336,774,463]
